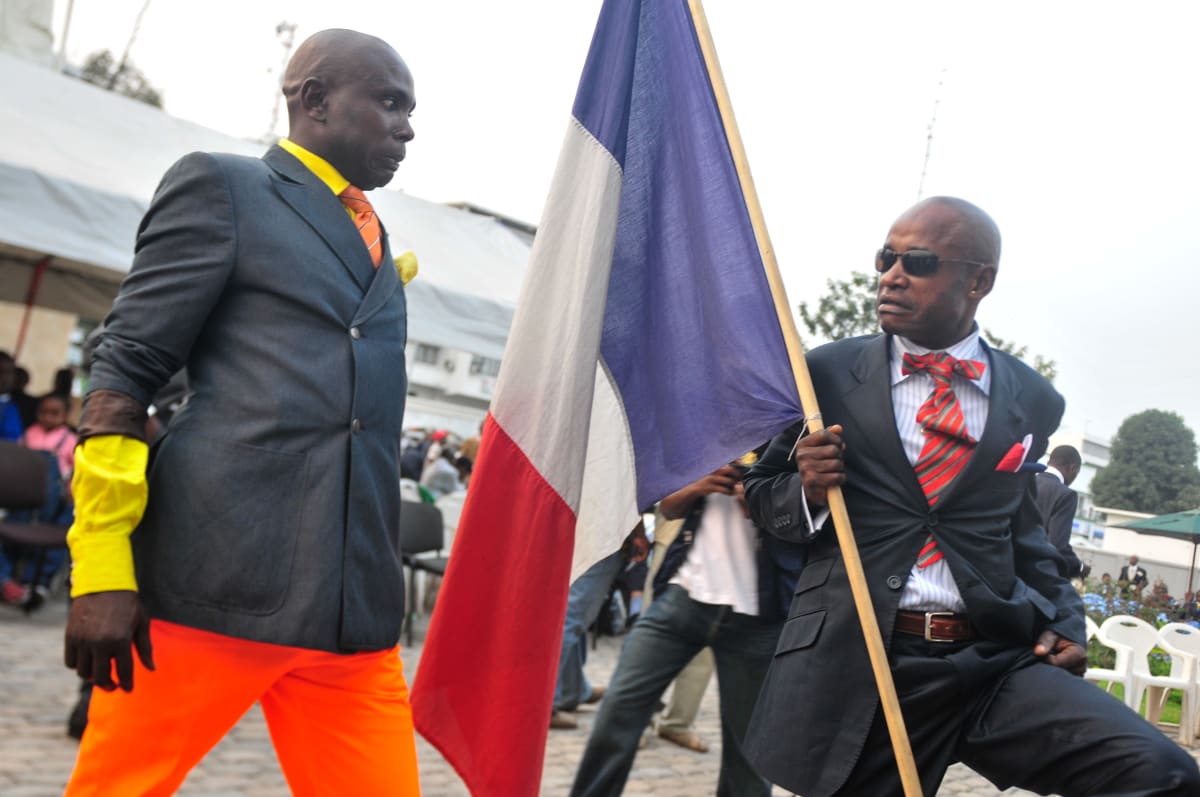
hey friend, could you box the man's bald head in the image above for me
[280,29,415,190]
[897,196,1002,268]
[282,29,399,123]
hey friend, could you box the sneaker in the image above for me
[25,584,50,612]
[0,579,28,605]
[550,710,578,730]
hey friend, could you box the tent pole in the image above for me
[1188,542,1197,598]
[14,256,51,360]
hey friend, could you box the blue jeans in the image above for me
[570,585,780,797]
[555,551,624,711]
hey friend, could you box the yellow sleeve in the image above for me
[66,435,149,597]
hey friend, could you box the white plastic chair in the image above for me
[1100,615,1195,742]
[1085,615,1136,706]
[1157,623,1200,743]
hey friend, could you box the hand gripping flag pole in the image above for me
[686,2,922,795]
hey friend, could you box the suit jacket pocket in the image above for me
[774,610,826,656]
[794,557,835,595]
[142,433,310,615]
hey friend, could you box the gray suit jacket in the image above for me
[742,334,1081,797]
[89,146,408,652]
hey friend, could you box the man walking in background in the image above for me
[1035,444,1088,579]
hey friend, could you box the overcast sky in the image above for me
[49,0,1200,444]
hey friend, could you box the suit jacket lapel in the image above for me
[264,146,376,293]
[843,335,927,506]
[938,341,1026,506]
[354,232,400,325]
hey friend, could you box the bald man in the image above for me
[743,198,1199,796]
[64,30,420,795]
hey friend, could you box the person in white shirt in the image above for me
[570,460,804,797]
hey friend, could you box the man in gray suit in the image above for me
[743,197,1199,796]
[62,29,421,794]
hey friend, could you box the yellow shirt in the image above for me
[68,140,415,596]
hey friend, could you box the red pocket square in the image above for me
[995,436,1032,472]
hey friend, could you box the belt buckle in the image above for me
[924,611,957,643]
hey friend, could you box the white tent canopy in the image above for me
[0,50,526,359]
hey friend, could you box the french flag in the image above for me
[412,1,803,792]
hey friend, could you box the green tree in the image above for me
[796,270,1058,381]
[1091,410,1200,514]
[75,50,163,108]
[797,271,878,343]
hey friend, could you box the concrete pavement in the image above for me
[2,594,1195,796]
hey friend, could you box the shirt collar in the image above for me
[1043,464,1065,483]
[278,138,350,197]
[890,326,991,395]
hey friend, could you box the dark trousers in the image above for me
[570,585,779,797]
[836,633,1200,797]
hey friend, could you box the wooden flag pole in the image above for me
[686,2,923,795]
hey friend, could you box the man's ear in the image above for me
[299,77,329,122]
[967,265,996,300]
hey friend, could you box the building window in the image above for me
[469,355,501,377]
[415,343,440,365]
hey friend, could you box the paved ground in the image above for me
[3,595,1196,796]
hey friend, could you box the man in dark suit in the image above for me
[62,29,420,794]
[743,197,1199,796]
[1035,444,1088,578]
[1119,554,1150,595]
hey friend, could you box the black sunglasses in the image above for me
[875,247,992,277]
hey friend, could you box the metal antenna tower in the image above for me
[916,68,946,200]
[106,0,153,90]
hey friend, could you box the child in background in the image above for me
[0,394,77,605]
[23,394,76,484]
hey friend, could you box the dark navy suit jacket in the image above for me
[741,334,1080,797]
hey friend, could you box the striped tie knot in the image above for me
[902,352,985,443]
[901,351,985,386]
[339,185,383,268]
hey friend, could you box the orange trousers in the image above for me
[65,620,420,796]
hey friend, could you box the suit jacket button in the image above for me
[350,326,362,339]
[351,418,362,434]
[886,575,904,590]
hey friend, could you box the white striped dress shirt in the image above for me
[892,330,991,612]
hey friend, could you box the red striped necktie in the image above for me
[901,351,986,568]
[339,185,382,268]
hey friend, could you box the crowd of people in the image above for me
[9,25,1197,797]
[0,351,79,606]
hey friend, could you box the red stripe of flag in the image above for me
[412,415,577,796]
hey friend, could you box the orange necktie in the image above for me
[339,185,383,268]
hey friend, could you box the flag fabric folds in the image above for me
[411,1,803,793]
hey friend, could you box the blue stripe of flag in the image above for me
[575,0,804,510]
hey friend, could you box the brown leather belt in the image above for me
[895,610,974,643]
